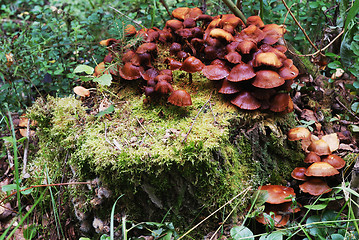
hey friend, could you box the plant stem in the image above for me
[221,0,247,22]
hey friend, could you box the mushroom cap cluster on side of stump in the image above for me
[288,127,345,196]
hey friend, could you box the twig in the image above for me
[135,117,156,141]
[0,181,92,206]
[208,100,218,124]
[109,6,144,29]
[177,187,251,240]
[21,119,30,175]
[335,97,359,122]
[158,0,172,18]
[182,91,214,143]
[104,122,121,151]
[280,0,323,56]
[288,29,345,57]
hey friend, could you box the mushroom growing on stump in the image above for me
[322,154,346,170]
[168,90,192,107]
[231,91,261,110]
[291,167,308,181]
[256,185,297,227]
[180,56,205,84]
[299,178,332,196]
[287,127,311,141]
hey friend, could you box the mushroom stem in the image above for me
[189,73,192,84]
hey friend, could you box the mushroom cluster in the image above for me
[256,185,299,227]
[94,7,298,110]
[288,127,345,196]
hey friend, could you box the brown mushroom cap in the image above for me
[99,38,117,46]
[165,19,183,31]
[258,185,295,204]
[252,70,285,89]
[227,62,256,82]
[253,52,283,68]
[322,154,346,169]
[218,79,241,94]
[246,16,265,28]
[94,62,108,76]
[262,24,287,45]
[236,39,258,54]
[269,93,293,113]
[291,167,308,181]
[124,24,137,37]
[202,64,230,80]
[136,43,157,54]
[304,152,321,163]
[305,162,339,177]
[119,62,143,80]
[155,80,174,95]
[321,133,340,153]
[299,178,332,196]
[307,139,331,156]
[231,91,261,110]
[140,68,159,81]
[181,56,205,73]
[73,86,90,97]
[169,42,182,54]
[287,127,311,141]
[278,64,299,80]
[168,90,192,106]
[210,28,234,42]
[165,58,183,70]
[256,210,289,228]
[224,52,242,64]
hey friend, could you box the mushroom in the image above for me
[231,91,261,110]
[291,167,308,181]
[307,139,331,156]
[202,64,230,80]
[218,79,241,94]
[305,162,339,177]
[180,56,205,84]
[73,86,90,97]
[304,152,321,163]
[227,62,256,82]
[322,154,346,170]
[119,62,143,80]
[252,70,284,89]
[269,93,293,113]
[168,90,192,106]
[155,80,174,95]
[287,127,311,141]
[258,185,295,204]
[299,178,332,196]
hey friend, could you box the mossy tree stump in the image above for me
[27,72,303,236]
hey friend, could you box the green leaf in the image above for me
[331,234,344,240]
[2,184,17,192]
[328,61,342,69]
[251,190,269,206]
[259,231,284,240]
[353,81,359,89]
[23,224,37,240]
[344,0,359,31]
[230,226,254,240]
[94,74,112,86]
[21,188,34,195]
[95,105,115,117]
[351,102,359,113]
[350,124,359,132]
[99,235,110,240]
[74,65,94,75]
[79,238,92,240]
[79,76,94,82]
[304,203,328,210]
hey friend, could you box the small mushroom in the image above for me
[258,185,295,204]
[168,90,192,106]
[305,162,339,177]
[322,154,346,170]
[307,139,331,156]
[73,86,90,97]
[202,64,230,80]
[287,127,311,141]
[231,91,261,110]
[252,70,285,89]
[299,178,332,196]
[304,152,321,163]
[291,167,308,181]
[227,62,256,82]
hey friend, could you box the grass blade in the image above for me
[110,194,124,240]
